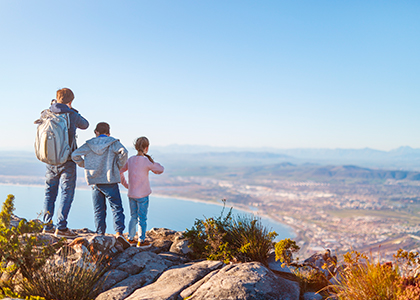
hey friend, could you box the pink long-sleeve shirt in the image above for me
[120,155,164,198]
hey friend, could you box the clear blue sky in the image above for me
[1,1,419,151]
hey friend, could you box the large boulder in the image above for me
[125,260,224,300]
[96,251,173,300]
[185,262,300,300]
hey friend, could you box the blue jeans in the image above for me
[92,183,125,235]
[128,196,149,241]
[43,160,76,231]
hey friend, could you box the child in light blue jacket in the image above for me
[72,122,129,248]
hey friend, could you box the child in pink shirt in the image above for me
[120,136,164,248]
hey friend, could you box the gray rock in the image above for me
[9,214,27,229]
[180,268,221,299]
[109,246,142,269]
[98,269,130,293]
[150,239,173,253]
[74,228,96,234]
[303,292,323,300]
[125,260,223,300]
[187,262,300,300]
[88,235,116,254]
[169,235,192,255]
[158,252,190,265]
[147,228,181,253]
[303,249,337,279]
[267,251,293,274]
[96,251,171,300]
[148,227,178,238]
[116,251,166,275]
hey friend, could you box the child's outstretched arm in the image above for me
[119,162,129,189]
[150,161,164,174]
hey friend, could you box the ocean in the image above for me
[0,184,294,240]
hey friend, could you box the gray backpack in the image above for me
[34,109,71,165]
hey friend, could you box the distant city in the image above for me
[1,147,420,261]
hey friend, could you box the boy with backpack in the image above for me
[35,88,89,238]
[71,122,130,248]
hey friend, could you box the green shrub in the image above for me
[229,214,277,264]
[274,238,329,295]
[184,199,277,264]
[20,247,108,300]
[0,194,63,294]
[328,250,400,300]
[0,287,45,300]
[0,194,107,300]
[184,199,233,262]
[274,238,300,265]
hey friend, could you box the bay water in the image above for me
[0,184,294,240]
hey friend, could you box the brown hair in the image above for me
[95,122,110,135]
[56,88,74,104]
[134,136,154,163]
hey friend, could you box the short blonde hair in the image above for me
[56,88,74,104]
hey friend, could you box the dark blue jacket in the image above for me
[50,103,89,151]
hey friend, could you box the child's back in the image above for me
[71,122,129,245]
[121,155,164,198]
[120,136,164,248]
[74,135,127,185]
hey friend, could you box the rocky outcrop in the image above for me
[48,227,304,299]
[9,222,339,300]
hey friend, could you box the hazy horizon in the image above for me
[1,144,419,153]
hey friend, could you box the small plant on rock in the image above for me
[229,214,277,264]
[184,199,234,263]
[185,199,277,264]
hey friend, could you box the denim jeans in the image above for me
[43,160,76,231]
[128,196,149,241]
[92,183,125,235]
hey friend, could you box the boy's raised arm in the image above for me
[71,144,89,168]
[114,141,128,170]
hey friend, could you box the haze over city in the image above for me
[1,1,419,152]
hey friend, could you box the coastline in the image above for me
[153,193,296,238]
[0,183,295,238]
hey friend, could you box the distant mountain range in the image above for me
[1,147,420,184]
[164,162,420,183]
[240,163,420,182]
[154,145,420,171]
